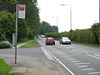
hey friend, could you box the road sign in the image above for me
[18,4,26,18]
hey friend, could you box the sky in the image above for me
[37,0,99,32]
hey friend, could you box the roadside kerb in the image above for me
[17,40,33,48]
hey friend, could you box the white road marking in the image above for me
[67,58,77,61]
[82,68,94,71]
[71,60,80,63]
[72,50,82,53]
[41,47,75,75]
[88,72,100,74]
[94,54,100,57]
[80,50,88,53]
[75,63,91,65]
[41,47,53,60]
[77,65,88,68]
[87,54,100,59]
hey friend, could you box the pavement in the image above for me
[0,41,69,75]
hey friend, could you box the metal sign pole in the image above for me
[15,4,18,64]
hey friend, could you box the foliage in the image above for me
[91,23,100,44]
[17,0,40,39]
[0,11,15,41]
[59,32,70,38]
[18,19,28,41]
[70,29,95,44]
[0,41,12,48]
[0,0,40,43]
[0,4,16,13]
[39,21,58,35]
[45,32,60,39]
[45,27,99,45]
[0,0,16,6]
[51,26,58,33]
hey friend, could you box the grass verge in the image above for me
[17,39,29,45]
[73,42,100,47]
[0,58,20,75]
[20,40,40,48]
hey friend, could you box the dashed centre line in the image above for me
[70,60,80,63]
[82,68,94,71]
[77,65,88,68]
[88,72,100,75]
[87,54,100,59]
[75,63,91,65]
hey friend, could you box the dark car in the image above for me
[60,37,71,45]
[45,37,55,45]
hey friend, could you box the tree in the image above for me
[39,21,58,35]
[51,26,58,32]
[0,0,16,6]
[91,23,100,44]
[0,11,15,41]
[17,0,40,39]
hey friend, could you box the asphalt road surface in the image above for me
[37,37,100,75]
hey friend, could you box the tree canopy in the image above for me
[0,0,40,42]
[39,21,58,35]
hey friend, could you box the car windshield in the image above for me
[47,37,54,40]
[62,37,69,40]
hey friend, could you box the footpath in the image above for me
[0,41,70,75]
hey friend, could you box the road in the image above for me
[37,37,100,75]
[0,40,69,75]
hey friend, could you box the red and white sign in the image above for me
[18,4,26,18]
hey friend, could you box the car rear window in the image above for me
[47,37,54,40]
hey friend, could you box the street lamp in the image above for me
[99,0,100,22]
[60,4,72,31]
[51,17,58,27]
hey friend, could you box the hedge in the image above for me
[45,23,100,45]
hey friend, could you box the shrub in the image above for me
[91,23,100,44]
[0,41,12,48]
[69,29,95,44]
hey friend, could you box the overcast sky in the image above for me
[37,0,99,32]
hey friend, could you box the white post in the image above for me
[61,4,72,31]
[15,4,18,64]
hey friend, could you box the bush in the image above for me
[0,11,15,42]
[91,23,100,44]
[70,29,95,44]
[0,41,12,48]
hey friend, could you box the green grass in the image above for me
[0,58,20,75]
[17,39,29,45]
[20,40,40,48]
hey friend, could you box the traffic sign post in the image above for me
[15,4,26,64]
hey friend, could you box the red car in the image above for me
[45,37,55,45]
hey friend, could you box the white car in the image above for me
[41,35,45,38]
[60,37,71,45]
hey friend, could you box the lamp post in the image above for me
[61,4,72,31]
[52,17,58,27]
[99,0,100,22]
